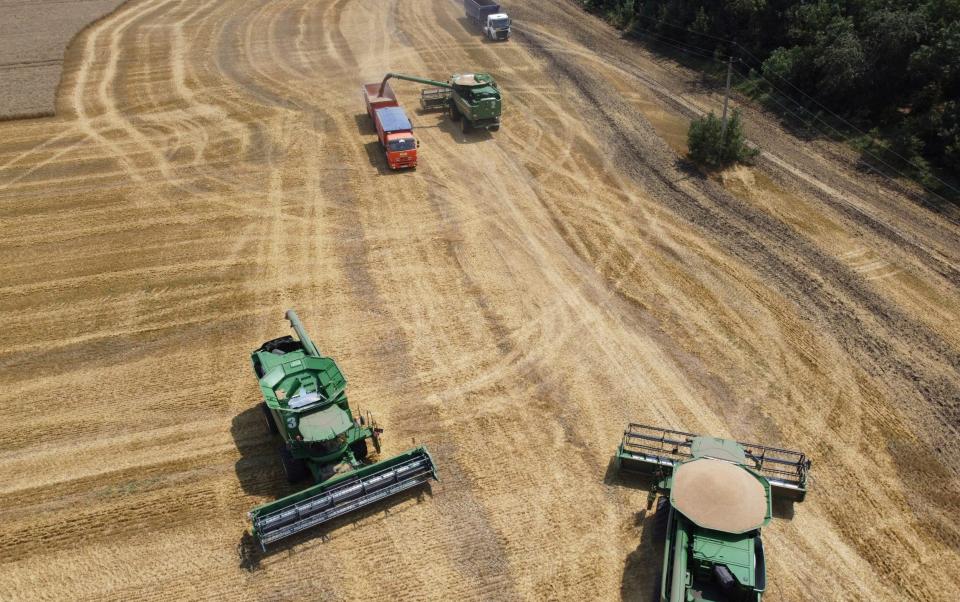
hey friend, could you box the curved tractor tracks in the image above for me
[0,0,957,601]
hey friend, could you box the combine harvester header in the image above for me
[615,423,811,601]
[246,310,438,549]
[617,423,810,501]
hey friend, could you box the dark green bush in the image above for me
[687,110,759,169]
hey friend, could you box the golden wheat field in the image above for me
[0,0,958,600]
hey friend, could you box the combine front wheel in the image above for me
[350,439,369,461]
[279,447,308,483]
[652,495,670,541]
[260,402,278,435]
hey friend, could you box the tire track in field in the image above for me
[268,1,523,595]
[2,1,959,600]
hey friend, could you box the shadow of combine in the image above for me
[231,404,294,499]
[604,456,663,600]
[237,483,434,571]
[437,117,494,144]
[232,405,436,569]
[604,456,656,491]
[231,403,290,572]
[772,496,796,520]
[620,495,668,601]
[413,107,447,118]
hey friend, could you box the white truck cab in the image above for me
[484,13,511,41]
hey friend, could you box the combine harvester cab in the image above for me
[247,310,438,549]
[615,423,811,601]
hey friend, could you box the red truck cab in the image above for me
[381,129,418,170]
[362,81,418,170]
[372,106,417,170]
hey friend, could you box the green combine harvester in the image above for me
[615,424,811,601]
[246,310,438,549]
[379,72,502,133]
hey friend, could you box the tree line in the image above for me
[581,0,960,197]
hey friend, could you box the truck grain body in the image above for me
[362,82,418,169]
[362,81,398,118]
[463,0,511,41]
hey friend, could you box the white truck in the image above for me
[463,0,511,41]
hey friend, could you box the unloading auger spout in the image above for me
[378,72,452,97]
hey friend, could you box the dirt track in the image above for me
[0,0,958,600]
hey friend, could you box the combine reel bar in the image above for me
[420,87,452,111]
[250,446,437,549]
[617,423,811,501]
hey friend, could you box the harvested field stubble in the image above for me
[0,0,958,600]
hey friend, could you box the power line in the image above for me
[632,29,725,62]
[726,64,960,213]
[733,44,960,196]
[735,61,960,198]
[622,24,827,131]
[629,12,734,45]
[615,10,959,198]
[731,64,822,131]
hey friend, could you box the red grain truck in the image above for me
[362,81,418,170]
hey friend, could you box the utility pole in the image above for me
[720,52,733,141]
